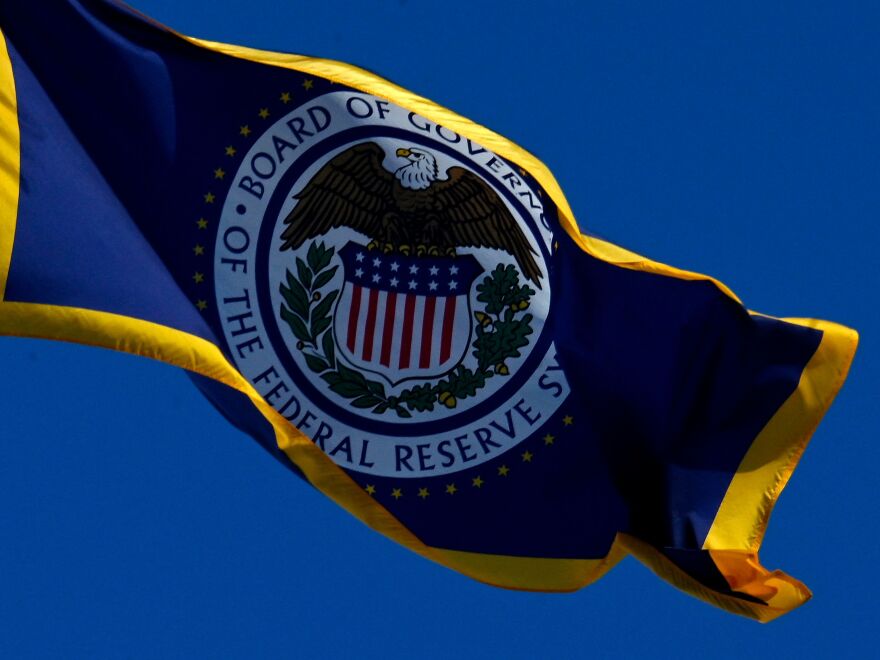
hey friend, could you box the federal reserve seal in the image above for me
[214,91,570,478]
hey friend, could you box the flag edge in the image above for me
[0,28,20,300]
[703,317,859,552]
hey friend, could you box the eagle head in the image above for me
[394,147,438,191]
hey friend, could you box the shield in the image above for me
[334,241,484,384]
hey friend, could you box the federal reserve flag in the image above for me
[0,0,858,621]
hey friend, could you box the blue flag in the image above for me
[0,0,858,621]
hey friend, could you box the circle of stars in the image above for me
[362,412,576,502]
[192,83,562,508]
[192,82,323,313]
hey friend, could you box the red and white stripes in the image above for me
[338,284,467,376]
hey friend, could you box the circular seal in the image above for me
[215,91,569,478]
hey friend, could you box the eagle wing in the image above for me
[280,142,396,251]
[431,168,543,285]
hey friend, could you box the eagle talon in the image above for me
[416,244,427,257]
[399,245,412,256]
[383,243,395,254]
[366,240,379,251]
[445,248,456,257]
[428,246,441,256]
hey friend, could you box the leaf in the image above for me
[475,264,534,315]
[304,353,329,373]
[337,362,369,387]
[437,366,487,400]
[296,257,313,290]
[316,243,334,271]
[312,265,339,290]
[400,383,437,412]
[394,406,412,419]
[473,329,505,370]
[311,316,332,339]
[351,395,383,408]
[457,369,487,397]
[476,264,515,315]
[496,316,534,359]
[311,289,339,324]
[309,290,339,341]
[307,242,322,272]
[329,380,370,398]
[280,306,311,343]
[366,380,385,396]
[280,272,309,318]
[322,330,336,367]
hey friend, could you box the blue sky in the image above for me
[1,1,877,657]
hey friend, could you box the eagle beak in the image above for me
[396,148,412,158]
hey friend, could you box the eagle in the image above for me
[279,142,543,284]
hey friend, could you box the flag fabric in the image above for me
[0,0,858,622]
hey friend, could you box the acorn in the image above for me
[518,300,528,310]
[495,363,509,375]
[312,291,321,301]
[474,311,491,327]
[438,391,457,408]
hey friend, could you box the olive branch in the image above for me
[279,243,535,418]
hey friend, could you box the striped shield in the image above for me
[334,242,484,383]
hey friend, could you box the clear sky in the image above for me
[1,1,877,657]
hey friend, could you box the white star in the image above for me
[389,277,399,287]
[356,252,365,262]
[354,268,364,278]
[448,280,457,290]
[429,265,439,276]
[372,257,381,268]
[408,280,418,290]
[449,265,459,275]
[428,280,438,291]
[372,273,381,283]
[390,262,400,272]
[409,264,419,274]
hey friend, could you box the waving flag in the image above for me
[0,0,858,621]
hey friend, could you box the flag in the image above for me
[0,0,858,621]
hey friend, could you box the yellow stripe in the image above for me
[0,300,427,556]
[432,545,625,593]
[0,300,621,592]
[618,534,809,623]
[0,29,21,300]
[704,318,858,551]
